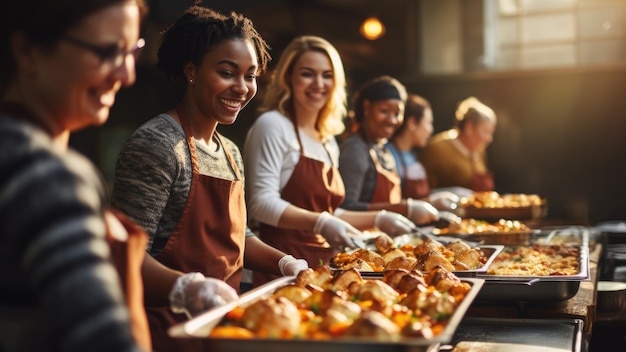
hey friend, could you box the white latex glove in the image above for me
[169,272,238,318]
[374,210,414,236]
[428,191,460,211]
[314,211,363,249]
[407,198,439,225]
[278,255,309,276]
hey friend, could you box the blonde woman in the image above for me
[244,36,418,286]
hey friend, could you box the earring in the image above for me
[189,78,194,84]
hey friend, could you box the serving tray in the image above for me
[169,275,485,352]
[439,317,583,352]
[474,245,589,301]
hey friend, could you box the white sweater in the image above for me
[243,110,340,226]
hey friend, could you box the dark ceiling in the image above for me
[145,0,417,86]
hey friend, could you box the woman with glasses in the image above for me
[0,0,153,351]
[110,6,308,351]
[0,1,245,351]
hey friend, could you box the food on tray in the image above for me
[330,235,487,272]
[487,244,580,276]
[459,192,543,209]
[210,265,473,340]
[433,218,531,235]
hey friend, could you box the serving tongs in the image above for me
[426,210,463,229]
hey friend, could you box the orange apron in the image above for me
[368,147,402,204]
[254,117,345,287]
[105,209,152,352]
[145,105,245,352]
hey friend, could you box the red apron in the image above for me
[470,156,494,192]
[369,147,402,204]
[471,171,494,192]
[394,153,430,199]
[2,103,152,351]
[403,178,431,200]
[146,105,246,352]
[254,117,345,287]
[105,209,152,352]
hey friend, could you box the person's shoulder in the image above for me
[340,133,366,150]
[430,129,457,144]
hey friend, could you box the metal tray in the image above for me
[432,231,540,246]
[474,245,590,301]
[457,202,547,221]
[439,317,583,352]
[354,245,504,278]
[169,276,485,352]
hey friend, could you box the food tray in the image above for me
[353,245,504,278]
[439,317,583,352]
[457,203,547,221]
[474,245,589,301]
[433,230,540,246]
[169,276,485,352]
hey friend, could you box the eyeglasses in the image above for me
[61,35,145,68]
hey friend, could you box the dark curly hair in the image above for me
[156,5,271,83]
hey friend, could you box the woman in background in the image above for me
[387,93,460,209]
[420,96,497,192]
[338,76,441,222]
[111,6,306,351]
[244,36,416,287]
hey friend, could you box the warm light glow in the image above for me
[360,17,385,40]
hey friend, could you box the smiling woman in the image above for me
[0,0,151,351]
[108,6,312,351]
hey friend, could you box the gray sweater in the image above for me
[0,116,140,352]
[111,113,251,256]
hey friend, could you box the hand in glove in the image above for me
[374,210,415,236]
[407,198,439,225]
[278,255,309,276]
[314,211,363,249]
[428,191,460,211]
[169,272,238,318]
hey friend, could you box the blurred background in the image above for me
[72,0,626,225]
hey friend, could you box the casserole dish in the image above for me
[169,274,485,352]
[475,245,589,301]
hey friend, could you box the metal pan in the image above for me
[168,276,485,352]
[474,245,589,301]
[439,317,583,352]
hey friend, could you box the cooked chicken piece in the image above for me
[382,248,406,265]
[425,266,460,292]
[381,268,412,288]
[417,250,456,272]
[343,310,400,340]
[331,299,362,320]
[355,279,399,306]
[446,240,471,256]
[304,289,347,315]
[353,249,385,268]
[395,273,427,294]
[455,248,483,269]
[414,238,445,257]
[295,265,333,288]
[335,258,375,272]
[328,268,363,291]
[385,255,417,271]
[272,284,312,305]
[375,233,395,253]
[241,296,301,338]
[452,260,470,271]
